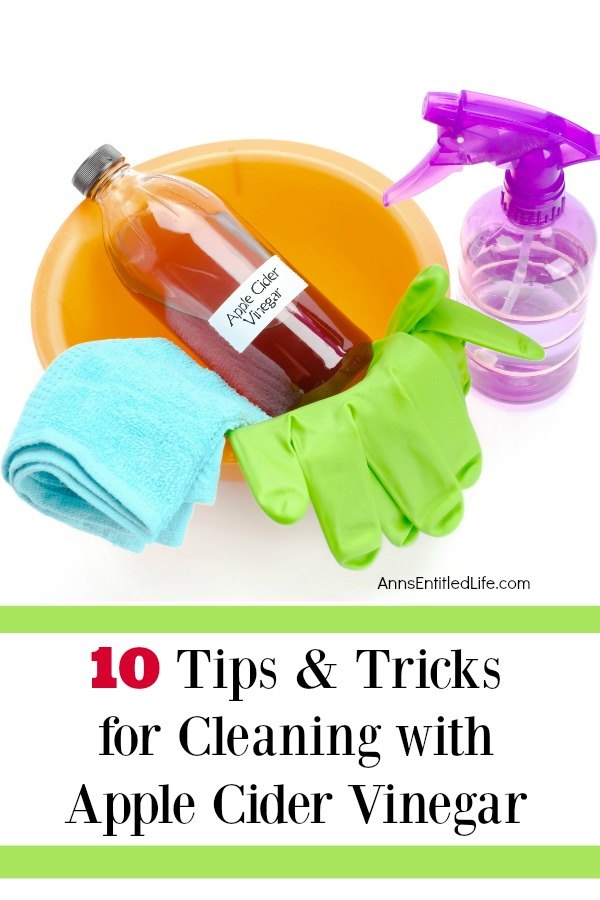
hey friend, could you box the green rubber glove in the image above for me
[383,265,544,491]
[387,264,544,395]
[229,266,543,569]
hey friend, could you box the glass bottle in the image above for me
[73,145,372,416]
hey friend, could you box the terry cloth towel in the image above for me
[2,338,267,551]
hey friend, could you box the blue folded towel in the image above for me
[2,338,267,551]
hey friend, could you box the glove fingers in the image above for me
[416,298,544,361]
[388,337,482,489]
[356,390,464,537]
[291,414,381,569]
[372,473,419,548]
[386,265,449,336]
[228,419,309,524]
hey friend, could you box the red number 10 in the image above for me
[91,646,160,689]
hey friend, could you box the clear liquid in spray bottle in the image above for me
[384,91,599,403]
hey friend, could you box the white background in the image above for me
[4,883,600,899]
[1,0,599,605]
[0,633,597,845]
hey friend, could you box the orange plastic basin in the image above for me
[31,140,446,478]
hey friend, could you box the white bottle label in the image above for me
[208,255,308,352]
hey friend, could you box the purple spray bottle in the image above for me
[384,91,600,402]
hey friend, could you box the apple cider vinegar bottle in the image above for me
[73,145,372,415]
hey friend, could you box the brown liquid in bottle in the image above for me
[93,165,372,416]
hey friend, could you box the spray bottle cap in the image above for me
[384,91,600,226]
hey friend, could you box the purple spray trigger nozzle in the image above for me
[383,148,462,206]
[422,92,460,128]
[384,90,600,224]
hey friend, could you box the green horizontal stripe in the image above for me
[0,606,598,633]
[0,845,598,878]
